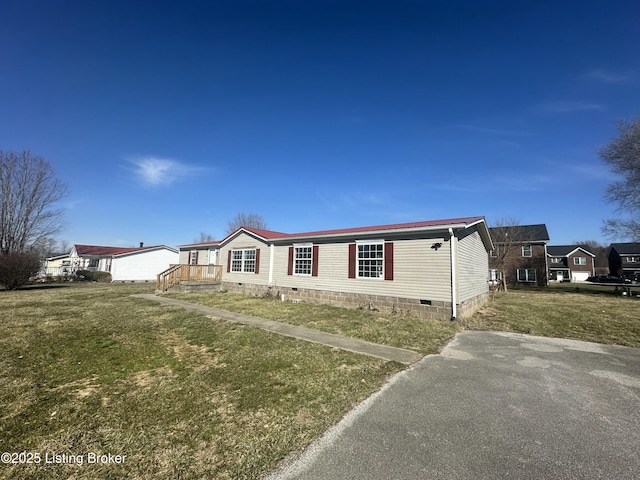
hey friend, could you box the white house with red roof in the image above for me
[69,244,178,282]
[177,216,493,320]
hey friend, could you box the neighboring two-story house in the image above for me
[547,245,596,282]
[608,243,640,283]
[488,224,550,287]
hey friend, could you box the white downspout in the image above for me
[268,243,275,286]
[449,227,457,320]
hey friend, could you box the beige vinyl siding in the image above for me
[271,234,453,302]
[44,256,71,270]
[179,247,217,265]
[456,227,489,302]
[220,232,270,285]
[197,249,210,266]
[178,250,190,264]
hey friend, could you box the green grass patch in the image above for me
[0,283,401,479]
[467,283,640,347]
[165,291,459,355]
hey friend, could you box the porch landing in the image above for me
[158,280,221,294]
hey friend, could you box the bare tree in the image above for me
[489,217,524,293]
[31,237,71,258]
[0,151,67,254]
[226,213,268,235]
[600,116,640,241]
[573,240,608,271]
[58,239,71,255]
[194,232,216,243]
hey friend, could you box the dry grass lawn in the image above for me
[466,284,640,347]
[0,283,406,479]
[1,281,638,479]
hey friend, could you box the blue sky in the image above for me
[1,0,638,248]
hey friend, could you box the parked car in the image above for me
[629,273,640,284]
[586,275,631,284]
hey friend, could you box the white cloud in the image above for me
[561,162,619,182]
[128,156,208,187]
[459,124,533,137]
[537,101,604,113]
[586,69,631,84]
[319,192,387,212]
[63,198,84,209]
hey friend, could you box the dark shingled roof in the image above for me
[488,224,550,243]
[610,243,640,255]
[547,245,595,257]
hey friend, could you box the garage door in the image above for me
[572,272,589,282]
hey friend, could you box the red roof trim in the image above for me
[282,216,485,239]
[178,240,222,248]
[219,217,485,244]
[73,244,175,257]
[178,217,488,249]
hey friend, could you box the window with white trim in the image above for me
[522,245,532,257]
[626,256,640,263]
[294,245,312,276]
[551,257,562,263]
[573,257,586,265]
[517,269,536,282]
[231,249,256,273]
[357,242,384,278]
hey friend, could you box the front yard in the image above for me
[1,282,638,479]
[467,283,640,347]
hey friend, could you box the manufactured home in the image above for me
[173,216,493,320]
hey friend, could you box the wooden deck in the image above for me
[156,264,222,292]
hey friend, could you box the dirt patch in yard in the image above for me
[130,366,175,389]
[53,374,102,398]
[160,331,225,371]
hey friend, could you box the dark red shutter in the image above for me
[384,242,394,281]
[195,252,199,265]
[287,247,294,275]
[227,251,231,272]
[255,248,260,274]
[312,245,319,277]
[348,243,356,278]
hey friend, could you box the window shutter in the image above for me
[255,248,260,274]
[312,245,319,277]
[384,242,394,281]
[195,252,199,265]
[227,251,231,272]
[287,247,294,275]
[348,243,356,278]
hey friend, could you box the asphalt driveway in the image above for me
[268,331,640,480]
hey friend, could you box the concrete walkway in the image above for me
[131,294,422,364]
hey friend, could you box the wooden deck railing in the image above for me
[156,264,222,291]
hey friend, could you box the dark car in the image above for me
[630,273,640,284]
[586,275,630,284]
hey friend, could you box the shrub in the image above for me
[75,270,112,283]
[0,252,42,290]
